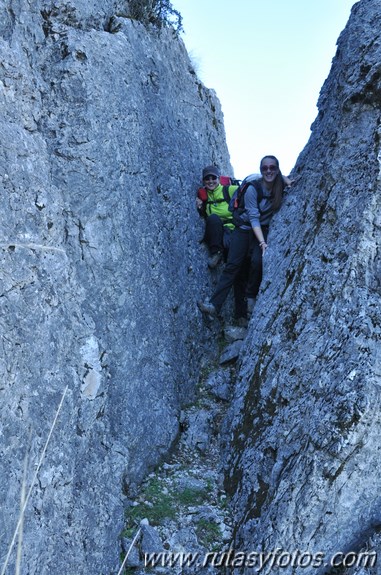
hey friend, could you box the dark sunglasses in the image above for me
[204,176,218,181]
[261,165,278,173]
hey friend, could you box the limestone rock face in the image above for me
[224,1,381,572]
[0,2,231,573]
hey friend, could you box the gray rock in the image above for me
[205,368,232,401]
[121,536,141,567]
[188,505,220,523]
[176,476,208,492]
[181,409,212,452]
[224,1,381,573]
[224,326,248,343]
[219,340,244,365]
[168,527,200,552]
[1,1,377,574]
[140,524,164,555]
[0,2,232,574]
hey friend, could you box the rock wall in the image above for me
[0,2,232,573]
[225,0,381,572]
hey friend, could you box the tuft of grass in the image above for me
[117,527,142,575]
[121,526,137,539]
[124,476,213,530]
[128,493,176,525]
[195,518,221,548]
[177,486,209,506]
[125,477,176,526]
[1,386,69,575]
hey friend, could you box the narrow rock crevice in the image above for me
[119,325,248,574]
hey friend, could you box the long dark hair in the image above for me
[260,155,284,211]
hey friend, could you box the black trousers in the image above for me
[210,226,268,313]
[203,214,249,319]
[203,213,231,254]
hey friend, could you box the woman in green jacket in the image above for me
[196,165,238,268]
[197,165,248,324]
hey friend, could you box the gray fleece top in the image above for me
[239,180,274,229]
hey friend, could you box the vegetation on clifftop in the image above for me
[128,0,183,32]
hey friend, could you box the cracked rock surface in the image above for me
[223,2,381,574]
[120,354,240,575]
[0,2,232,573]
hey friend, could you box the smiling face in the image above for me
[260,157,279,186]
[203,174,219,191]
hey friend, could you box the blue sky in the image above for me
[173,0,357,178]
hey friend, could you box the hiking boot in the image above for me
[247,298,256,316]
[197,300,217,316]
[236,317,249,328]
[207,251,223,269]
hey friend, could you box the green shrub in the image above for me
[195,518,221,548]
[129,0,183,32]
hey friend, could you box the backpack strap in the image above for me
[222,185,234,225]
[222,185,231,204]
[251,180,263,204]
[205,185,231,206]
[241,180,264,209]
[231,180,254,211]
[203,185,234,224]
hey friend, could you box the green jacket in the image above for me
[205,184,239,231]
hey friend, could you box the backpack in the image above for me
[228,177,264,227]
[220,175,240,186]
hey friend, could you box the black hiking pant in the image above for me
[210,225,269,313]
[203,214,231,254]
[204,214,249,319]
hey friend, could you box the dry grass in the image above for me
[116,527,142,575]
[0,385,69,575]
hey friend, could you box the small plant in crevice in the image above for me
[195,518,222,549]
[124,473,216,533]
[128,0,183,33]
[177,485,209,506]
[125,477,176,527]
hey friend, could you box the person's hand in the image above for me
[259,241,268,254]
[284,174,302,187]
[196,197,203,210]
